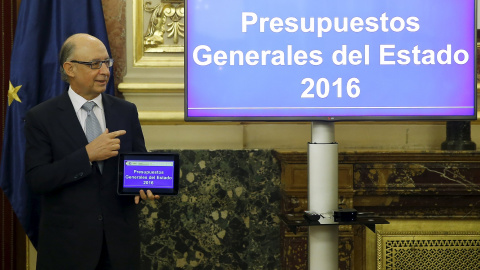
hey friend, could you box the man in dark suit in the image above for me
[25,33,158,270]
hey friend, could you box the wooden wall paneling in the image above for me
[275,150,480,270]
[1,1,26,269]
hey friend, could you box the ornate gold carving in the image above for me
[133,0,183,67]
[143,0,184,52]
[376,230,480,269]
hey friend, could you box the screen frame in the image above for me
[184,0,477,122]
[117,152,180,196]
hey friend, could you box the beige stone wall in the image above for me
[141,122,469,152]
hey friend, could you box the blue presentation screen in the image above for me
[185,0,477,121]
[123,160,175,189]
[117,153,179,195]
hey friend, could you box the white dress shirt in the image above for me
[68,86,107,135]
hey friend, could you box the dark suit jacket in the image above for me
[25,91,146,270]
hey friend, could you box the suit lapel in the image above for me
[56,91,89,148]
[103,93,119,132]
[101,93,119,182]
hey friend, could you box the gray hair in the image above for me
[59,41,75,82]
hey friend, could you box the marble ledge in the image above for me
[274,149,480,162]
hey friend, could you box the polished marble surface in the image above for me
[139,150,282,269]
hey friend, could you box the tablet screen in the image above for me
[118,152,179,195]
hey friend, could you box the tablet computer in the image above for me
[118,152,179,195]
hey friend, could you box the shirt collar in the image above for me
[68,86,104,113]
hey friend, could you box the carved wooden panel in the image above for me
[379,232,480,269]
[275,151,480,270]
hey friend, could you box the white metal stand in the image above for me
[308,122,338,270]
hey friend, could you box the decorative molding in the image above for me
[137,111,242,125]
[118,82,184,93]
[133,0,184,67]
[26,236,31,270]
[139,111,184,123]
[144,0,184,52]
[284,231,308,238]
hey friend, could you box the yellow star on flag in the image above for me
[8,80,22,106]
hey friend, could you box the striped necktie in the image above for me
[82,101,103,173]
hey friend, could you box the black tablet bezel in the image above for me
[117,152,179,196]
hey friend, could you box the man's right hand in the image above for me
[85,128,126,162]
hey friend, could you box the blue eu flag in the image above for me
[0,0,115,248]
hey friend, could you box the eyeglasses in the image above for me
[70,58,114,69]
